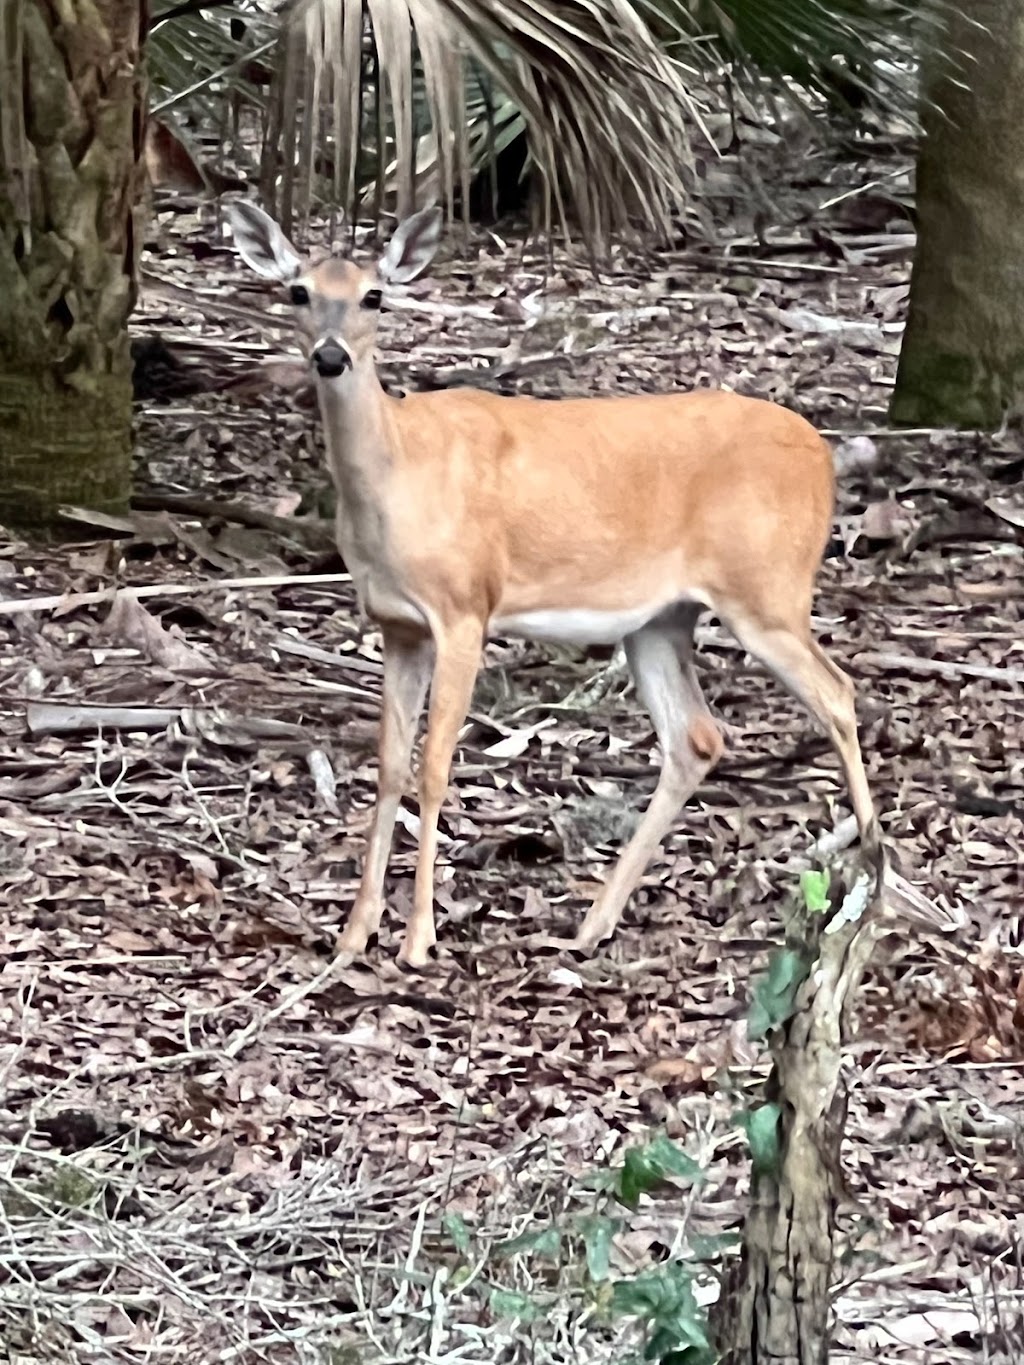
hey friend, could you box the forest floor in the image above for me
[1,130,1022,1364]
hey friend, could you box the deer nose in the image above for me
[312,338,352,378]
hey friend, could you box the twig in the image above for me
[0,571,351,617]
[819,427,977,439]
[270,633,384,676]
[222,956,343,1060]
[853,650,1024,686]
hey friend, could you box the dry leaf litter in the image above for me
[0,132,1022,1364]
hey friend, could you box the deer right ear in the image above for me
[226,200,303,281]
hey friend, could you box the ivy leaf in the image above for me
[611,1272,664,1317]
[442,1212,472,1257]
[616,1133,703,1208]
[611,1263,712,1364]
[489,1287,540,1322]
[661,1347,717,1365]
[738,1102,782,1176]
[801,868,831,914]
[748,947,809,1041]
[647,1317,712,1358]
[645,1132,704,1181]
[581,1214,616,1282]
[495,1224,561,1261]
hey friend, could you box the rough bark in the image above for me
[715,866,883,1365]
[891,1,1024,428]
[0,0,144,536]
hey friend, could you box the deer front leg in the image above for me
[400,620,483,968]
[337,626,433,959]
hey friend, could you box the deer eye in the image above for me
[289,283,310,306]
[361,288,383,311]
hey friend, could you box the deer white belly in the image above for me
[491,603,675,646]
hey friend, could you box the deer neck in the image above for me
[317,349,393,458]
[315,357,408,611]
[316,356,394,514]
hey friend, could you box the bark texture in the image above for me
[0,0,144,535]
[891,0,1024,427]
[715,869,882,1365]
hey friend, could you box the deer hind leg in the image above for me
[337,626,434,959]
[400,618,484,969]
[574,605,723,952]
[720,608,881,864]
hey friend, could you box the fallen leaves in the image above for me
[1,142,1022,1365]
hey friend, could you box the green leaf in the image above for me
[581,1214,616,1282]
[610,1261,689,1318]
[801,868,831,914]
[611,1274,664,1318]
[442,1212,472,1257]
[646,1317,711,1358]
[610,1263,712,1363]
[616,1133,703,1208]
[619,1148,652,1209]
[577,1166,618,1194]
[495,1224,562,1261]
[645,1132,704,1181]
[662,1348,716,1365]
[739,1102,782,1176]
[489,1287,540,1322]
[748,947,809,1041]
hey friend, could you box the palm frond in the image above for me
[147,0,971,254]
[659,0,959,119]
[148,1,278,123]
[282,0,702,251]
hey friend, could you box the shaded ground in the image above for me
[1,137,1022,1362]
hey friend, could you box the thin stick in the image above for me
[0,572,352,618]
[854,650,1024,686]
[222,957,343,1060]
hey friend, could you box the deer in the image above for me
[226,199,883,969]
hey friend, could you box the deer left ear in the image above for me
[378,205,443,285]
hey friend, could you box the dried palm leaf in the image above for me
[281,0,703,251]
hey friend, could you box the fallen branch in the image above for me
[853,649,1024,686]
[25,700,307,742]
[130,493,336,551]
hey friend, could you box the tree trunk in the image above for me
[891,0,1024,428]
[0,0,144,536]
[714,866,883,1364]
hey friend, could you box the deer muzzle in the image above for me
[312,337,352,379]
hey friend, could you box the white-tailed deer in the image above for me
[227,200,882,968]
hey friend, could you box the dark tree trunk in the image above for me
[0,0,145,536]
[891,0,1024,428]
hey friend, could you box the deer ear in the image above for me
[226,200,303,281]
[379,205,443,285]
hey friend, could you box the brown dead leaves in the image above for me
[1,135,1022,1362]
